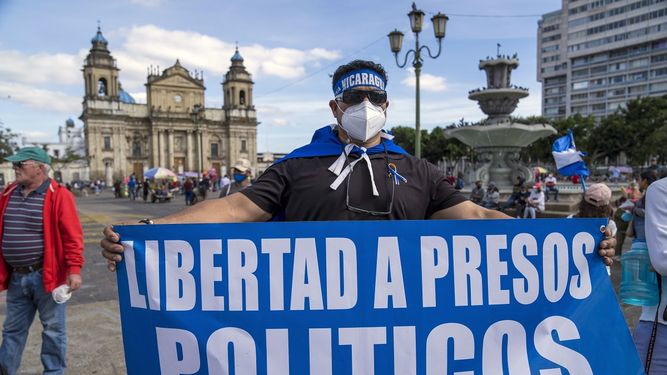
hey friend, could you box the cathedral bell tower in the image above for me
[222,46,254,110]
[82,26,119,100]
[221,46,258,173]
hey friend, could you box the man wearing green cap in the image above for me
[0,147,84,374]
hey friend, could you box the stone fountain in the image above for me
[445,54,556,188]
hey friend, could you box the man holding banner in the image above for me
[101,60,615,263]
[99,60,628,374]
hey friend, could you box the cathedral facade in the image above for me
[80,27,257,185]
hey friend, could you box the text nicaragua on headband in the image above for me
[333,69,386,97]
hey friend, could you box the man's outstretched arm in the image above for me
[430,200,615,265]
[100,193,271,271]
[430,200,511,220]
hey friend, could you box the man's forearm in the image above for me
[431,200,512,220]
[153,193,271,224]
[481,208,512,219]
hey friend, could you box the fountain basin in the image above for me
[445,122,556,148]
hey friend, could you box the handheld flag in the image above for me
[552,129,589,189]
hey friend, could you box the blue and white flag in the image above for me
[552,130,590,177]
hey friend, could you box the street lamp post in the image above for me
[190,104,203,180]
[388,2,448,159]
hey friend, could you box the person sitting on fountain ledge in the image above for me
[481,182,500,210]
[469,180,484,205]
[524,182,546,219]
[100,59,617,269]
[500,176,525,210]
[544,173,559,202]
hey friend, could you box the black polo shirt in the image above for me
[241,153,467,221]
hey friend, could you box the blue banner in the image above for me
[115,219,643,375]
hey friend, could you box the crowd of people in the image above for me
[76,171,239,205]
[466,170,665,224]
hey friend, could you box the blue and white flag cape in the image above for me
[275,125,408,164]
[552,130,590,179]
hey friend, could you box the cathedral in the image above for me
[80,27,258,185]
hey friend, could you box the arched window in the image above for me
[98,78,108,96]
[239,90,246,105]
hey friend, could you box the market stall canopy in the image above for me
[145,167,177,179]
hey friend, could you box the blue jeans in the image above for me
[0,270,67,375]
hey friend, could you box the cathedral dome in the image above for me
[65,118,75,127]
[231,48,244,63]
[119,89,136,104]
[91,26,108,44]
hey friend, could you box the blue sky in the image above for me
[0,0,560,153]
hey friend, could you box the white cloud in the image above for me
[112,25,341,93]
[514,92,542,118]
[0,81,80,113]
[272,118,289,127]
[401,70,447,92]
[0,24,342,128]
[0,50,82,85]
[387,95,485,128]
[129,92,147,104]
[21,131,53,143]
[129,0,161,6]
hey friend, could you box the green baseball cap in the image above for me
[6,147,52,165]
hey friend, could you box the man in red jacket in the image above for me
[0,147,84,375]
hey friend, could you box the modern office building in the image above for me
[537,0,667,120]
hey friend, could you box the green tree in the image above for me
[389,126,416,155]
[390,125,470,164]
[0,122,18,163]
[51,147,84,169]
[520,114,596,165]
[618,95,667,164]
[422,127,448,164]
[422,126,470,164]
[50,148,86,183]
[587,113,632,165]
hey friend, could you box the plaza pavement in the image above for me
[0,190,640,374]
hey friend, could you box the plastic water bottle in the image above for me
[620,241,659,306]
[51,284,72,304]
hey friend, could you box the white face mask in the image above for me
[338,100,386,142]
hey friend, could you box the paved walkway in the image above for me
[0,190,642,374]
